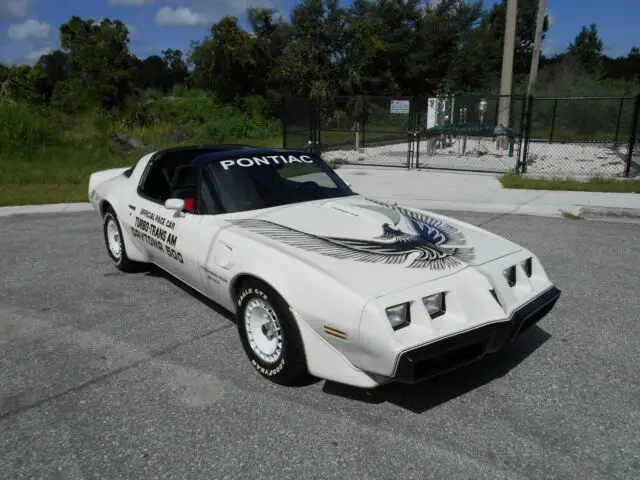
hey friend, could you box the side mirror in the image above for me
[164,198,185,211]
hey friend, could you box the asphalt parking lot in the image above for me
[1,210,639,479]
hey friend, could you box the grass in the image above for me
[0,95,283,206]
[499,172,640,193]
[321,129,407,148]
[0,184,91,207]
[0,135,281,206]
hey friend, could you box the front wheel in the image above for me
[102,207,144,273]
[236,280,309,386]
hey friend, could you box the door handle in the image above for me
[128,205,136,211]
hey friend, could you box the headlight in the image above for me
[504,265,516,287]
[422,292,446,318]
[386,303,411,330]
[521,257,532,277]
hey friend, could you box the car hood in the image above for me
[226,195,523,298]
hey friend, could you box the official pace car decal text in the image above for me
[129,208,184,264]
[229,199,475,270]
[220,155,314,170]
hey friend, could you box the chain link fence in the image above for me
[521,96,640,177]
[282,94,640,177]
[625,96,640,177]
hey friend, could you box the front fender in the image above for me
[219,236,370,370]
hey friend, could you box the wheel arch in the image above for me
[100,197,148,264]
[230,273,283,311]
[228,270,382,388]
[99,199,113,217]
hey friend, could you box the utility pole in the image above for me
[497,0,518,133]
[527,0,548,96]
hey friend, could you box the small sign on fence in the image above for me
[389,100,410,114]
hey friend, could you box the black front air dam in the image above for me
[391,286,561,384]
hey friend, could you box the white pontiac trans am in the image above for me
[88,144,561,388]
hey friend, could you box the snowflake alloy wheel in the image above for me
[106,216,122,259]
[244,297,283,364]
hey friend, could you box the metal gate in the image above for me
[413,94,527,174]
[281,97,320,154]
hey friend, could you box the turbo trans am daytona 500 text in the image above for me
[88,144,561,388]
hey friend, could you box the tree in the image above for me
[566,24,604,75]
[278,0,349,98]
[28,50,70,103]
[134,55,167,91]
[0,64,37,103]
[246,7,289,95]
[342,0,420,95]
[189,16,257,102]
[1,6,636,118]
[162,49,189,92]
[415,0,485,95]
[59,16,136,109]
[602,46,640,82]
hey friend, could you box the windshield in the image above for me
[201,152,355,214]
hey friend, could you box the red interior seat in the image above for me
[183,197,195,213]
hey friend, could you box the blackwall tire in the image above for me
[236,279,309,386]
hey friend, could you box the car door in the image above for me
[122,157,207,291]
[123,155,172,262]
[190,167,239,304]
[142,200,206,289]
[134,159,241,301]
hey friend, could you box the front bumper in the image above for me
[390,285,561,383]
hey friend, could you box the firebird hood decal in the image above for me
[230,199,476,270]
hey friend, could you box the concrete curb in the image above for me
[579,205,640,219]
[1,200,639,221]
[0,202,93,217]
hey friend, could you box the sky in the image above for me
[0,0,638,66]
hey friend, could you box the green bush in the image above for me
[119,98,158,129]
[149,92,216,126]
[199,105,280,142]
[0,101,61,152]
[50,79,98,115]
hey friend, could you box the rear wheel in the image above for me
[236,280,309,385]
[102,207,143,273]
